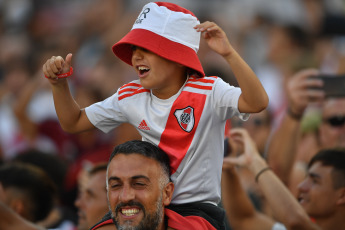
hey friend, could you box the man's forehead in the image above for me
[308,161,333,176]
[322,98,345,115]
[87,171,107,188]
[108,153,160,178]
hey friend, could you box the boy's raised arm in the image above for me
[195,22,268,113]
[43,53,95,133]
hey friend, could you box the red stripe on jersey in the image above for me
[159,91,206,174]
[119,87,140,95]
[185,83,213,90]
[120,82,141,89]
[187,78,215,84]
[118,89,150,101]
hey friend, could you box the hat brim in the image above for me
[112,29,205,77]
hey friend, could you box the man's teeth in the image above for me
[121,208,139,216]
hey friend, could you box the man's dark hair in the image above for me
[0,162,57,222]
[13,149,67,199]
[308,148,345,189]
[108,140,171,178]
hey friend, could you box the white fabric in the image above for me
[132,2,200,52]
[85,76,247,204]
[272,222,287,230]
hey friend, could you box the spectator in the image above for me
[222,128,345,230]
[266,69,345,196]
[13,149,77,230]
[93,140,216,230]
[0,162,56,223]
[0,183,45,230]
[75,163,108,230]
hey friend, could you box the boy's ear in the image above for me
[336,187,345,205]
[163,182,174,206]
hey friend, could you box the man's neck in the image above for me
[315,212,345,230]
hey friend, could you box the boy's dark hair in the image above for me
[0,162,57,222]
[108,140,171,178]
[308,148,345,189]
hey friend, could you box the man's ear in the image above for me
[10,199,25,216]
[163,182,174,206]
[336,187,345,205]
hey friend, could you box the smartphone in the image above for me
[316,74,345,97]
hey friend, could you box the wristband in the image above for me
[255,166,271,183]
[287,107,303,120]
[45,67,73,79]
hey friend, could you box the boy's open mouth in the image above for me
[138,66,150,76]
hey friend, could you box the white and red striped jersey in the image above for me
[85,75,248,205]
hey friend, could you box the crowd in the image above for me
[0,0,345,230]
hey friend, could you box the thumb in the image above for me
[65,53,73,68]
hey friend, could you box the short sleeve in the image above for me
[85,91,128,133]
[212,78,249,121]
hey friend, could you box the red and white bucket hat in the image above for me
[112,2,205,77]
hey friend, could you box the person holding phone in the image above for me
[266,68,345,197]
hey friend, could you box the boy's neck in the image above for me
[152,73,188,99]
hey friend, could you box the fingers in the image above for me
[43,56,64,79]
[223,156,244,169]
[195,21,216,31]
[288,69,325,109]
[42,53,74,80]
[194,21,223,37]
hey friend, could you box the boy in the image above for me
[43,2,268,229]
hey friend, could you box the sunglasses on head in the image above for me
[324,115,345,127]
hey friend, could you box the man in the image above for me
[0,163,56,230]
[267,69,345,195]
[0,162,56,223]
[75,163,109,230]
[222,128,345,230]
[93,140,216,230]
[0,141,214,230]
[297,148,345,230]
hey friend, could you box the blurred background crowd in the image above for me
[0,0,344,229]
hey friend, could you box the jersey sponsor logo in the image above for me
[174,106,194,132]
[138,119,150,130]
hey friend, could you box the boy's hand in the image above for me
[43,53,73,83]
[194,21,233,58]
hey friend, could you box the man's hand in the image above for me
[286,69,324,116]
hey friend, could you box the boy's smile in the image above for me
[131,45,187,99]
[137,65,150,78]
